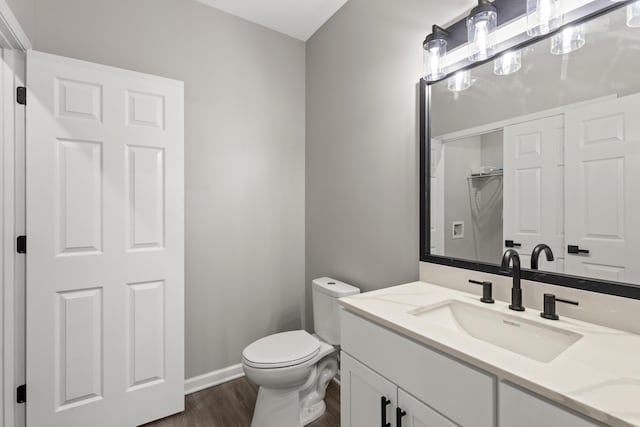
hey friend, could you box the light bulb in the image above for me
[467,1,497,62]
[550,25,585,55]
[476,20,490,52]
[627,1,640,28]
[423,38,447,81]
[494,50,522,76]
[609,0,640,26]
[527,0,562,36]
[448,70,472,92]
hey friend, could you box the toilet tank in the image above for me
[312,277,360,345]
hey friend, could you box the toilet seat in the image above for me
[242,330,321,369]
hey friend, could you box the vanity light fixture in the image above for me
[467,0,498,62]
[550,24,585,54]
[494,50,522,75]
[448,70,472,92]
[527,0,562,36]
[423,25,448,82]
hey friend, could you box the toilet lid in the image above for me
[242,330,320,369]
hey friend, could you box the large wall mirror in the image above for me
[422,2,640,299]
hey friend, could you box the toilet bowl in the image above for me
[242,278,360,427]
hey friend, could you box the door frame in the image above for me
[0,1,30,426]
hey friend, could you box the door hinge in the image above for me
[16,384,26,404]
[16,86,26,105]
[17,235,26,254]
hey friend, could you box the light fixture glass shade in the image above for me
[527,0,563,36]
[424,38,447,81]
[467,7,497,62]
[628,1,640,28]
[494,50,522,75]
[550,25,585,55]
[448,70,472,92]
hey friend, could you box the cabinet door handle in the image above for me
[380,397,391,427]
[396,407,407,427]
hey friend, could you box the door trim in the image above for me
[1,48,26,427]
[1,3,28,426]
[0,0,31,50]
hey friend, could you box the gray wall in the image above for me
[443,137,481,261]
[479,131,504,264]
[305,0,476,328]
[442,133,503,264]
[29,0,305,378]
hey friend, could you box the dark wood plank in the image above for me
[141,377,340,427]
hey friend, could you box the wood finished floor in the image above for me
[142,377,340,427]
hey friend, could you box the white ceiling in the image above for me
[194,0,349,41]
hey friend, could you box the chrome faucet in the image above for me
[531,244,554,270]
[501,249,525,311]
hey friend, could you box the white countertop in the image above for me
[339,281,640,427]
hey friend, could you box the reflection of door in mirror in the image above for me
[503,116,565,272]
[564,93,640,283]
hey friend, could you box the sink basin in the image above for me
[408,300,583,363]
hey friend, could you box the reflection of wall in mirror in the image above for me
[442,132,503,264]
[430,6,640,137]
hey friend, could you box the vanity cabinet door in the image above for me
[397,389,457,427]
[499,382,602,427]
[341,352,398,427]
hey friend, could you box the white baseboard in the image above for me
[184,363,245,395]
[184,364,341,396]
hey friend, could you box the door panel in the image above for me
[26,50,184,427]
[126,281,165,390]
[126,146,165,250]
[56,139,103,254]
[564,94,640,281]
[503,116,565,271]
[56,288,103,410]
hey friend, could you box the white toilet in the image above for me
[242,277,360,427]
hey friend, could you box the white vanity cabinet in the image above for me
[499,382,602,427]
[341,309,605,427]
[341,310,495,427]
[341,352,457,427]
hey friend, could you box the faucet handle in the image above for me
[468,280,495,304]
[540,294,579,320]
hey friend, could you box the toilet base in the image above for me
[300,400,326,426]
[249,355,338,427]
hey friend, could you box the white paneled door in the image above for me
[503,115,565,271]
[26,51,184,427]
[564,94,640,283]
